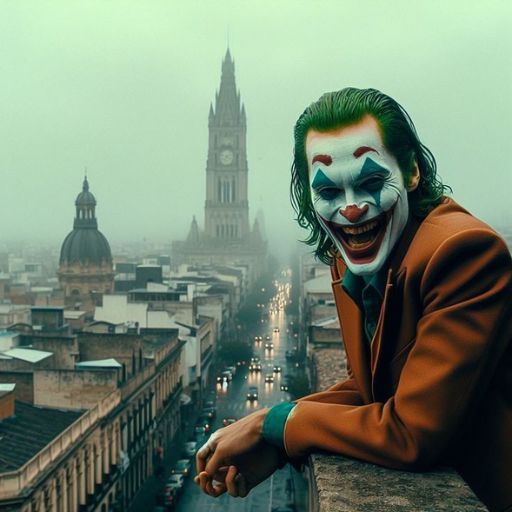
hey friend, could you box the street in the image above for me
[175,280,306,512]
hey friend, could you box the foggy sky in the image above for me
[1,1,511,258]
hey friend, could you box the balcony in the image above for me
[307,346,486,511]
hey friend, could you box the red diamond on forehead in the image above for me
[353,146,378,158]
[312,154,332,166]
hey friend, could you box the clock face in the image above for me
[220,149,234,165]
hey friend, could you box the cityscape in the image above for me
[0,49,338,512]
[1,3,510,512]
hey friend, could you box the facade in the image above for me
[172,50,267,285]
[58,178,114,314]
[0,322,184,512]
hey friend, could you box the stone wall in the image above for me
[308,346,486,511]
[78,332,144,377]
[33,369,118,410]
[0,371,33,403]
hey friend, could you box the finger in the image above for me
[212,465,229,482]
[225,465,239,497]
[198,471,210,494]
[196,441,213,474]
[204,447,225,480]
[237,473,249,498]
[208,478,227,498]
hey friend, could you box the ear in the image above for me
[407,161,420,192]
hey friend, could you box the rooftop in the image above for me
[0,401,82,472]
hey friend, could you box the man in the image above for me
[195,88,512,511]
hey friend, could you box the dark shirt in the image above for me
[342,268,386,344]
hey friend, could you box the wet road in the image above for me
[175,282,304,511]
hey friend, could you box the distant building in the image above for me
[58,177,114,314]
[172,49,267,285]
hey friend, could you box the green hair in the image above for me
[290,87,451,265]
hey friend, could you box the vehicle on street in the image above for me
[195,415,211,433]
[265,374,274,384]
[250,356,261,363]
[202,406,216,419]
[216,370,232,383]
[265,335,271,340]
[225,365,237,376]
[170,458,191,477]
[273,327,280,333]
[183,441,197,457]
[280,384,289,392]
[246,386,258,401]
[273,365,282,373]
[254,335,263,342]
[249,362,262,371]
[223,417,237,426]
[265,342,274,350]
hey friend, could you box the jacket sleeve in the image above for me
[283,229,512,469]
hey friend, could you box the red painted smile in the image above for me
[321,208,394,264]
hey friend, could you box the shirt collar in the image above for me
[342,267,386,306]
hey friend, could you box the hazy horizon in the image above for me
[1,1,511,260]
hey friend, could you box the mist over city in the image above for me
[0,2,511,512]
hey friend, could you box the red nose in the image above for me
[339,204,369,223]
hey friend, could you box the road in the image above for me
[175,281,306,512]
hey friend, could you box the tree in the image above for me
[217,339,253,365]
[286,372,311,400]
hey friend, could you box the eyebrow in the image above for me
[353,146,379,158]
[312,154,332,166]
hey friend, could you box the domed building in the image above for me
[58,177,114,312]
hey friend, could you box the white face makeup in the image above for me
[306,115,410,275]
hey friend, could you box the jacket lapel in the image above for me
[370,269,395,399]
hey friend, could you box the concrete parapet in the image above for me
[308,453,486,511]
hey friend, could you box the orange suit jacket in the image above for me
[284,198,512,512]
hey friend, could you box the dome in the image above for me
[59,176,112,266]
[75,177,96,207]
[59,228,112,265]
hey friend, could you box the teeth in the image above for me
[341,219,379,235]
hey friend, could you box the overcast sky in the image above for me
[1,0,511,258]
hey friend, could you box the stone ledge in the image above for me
[308,453,487,512]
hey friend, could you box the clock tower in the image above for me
[204,48,249,241]
[172,49,267,284]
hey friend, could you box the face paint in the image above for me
[306,115,410,275]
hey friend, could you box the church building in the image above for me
[58,177,114,313]
[172,49,267,284]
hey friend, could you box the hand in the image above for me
[195,439,282,497]
[194,408,282,497]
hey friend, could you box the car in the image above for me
[156,488,176,507]
[225,365,237,376]
[265,335,271,340]
[195,415,211,433]
[265,374,274,384]
[202,406,216,419]
[250,356,261,363]
[273,365,282,373]
[265,342,274,350]
[273,327,280,333]
[183,441,197,457]
[166,473,184,493]
[216,370,232,384]
[249,362,262,372]
[280,384,289,392]
[246,386,258,401]
[223,417,237,426]
[254,335,263,342]
[171,458,191,477]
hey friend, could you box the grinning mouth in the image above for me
[321,208,394,263]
